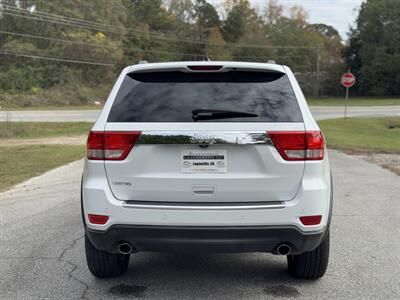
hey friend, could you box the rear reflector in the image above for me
[300,215,322,226]
[87,131,141,160]
[187,65,223,71]
[88,214,109,225]
[267,131,325,161]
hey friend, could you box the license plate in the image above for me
[181,149,227,173]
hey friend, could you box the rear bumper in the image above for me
[86,225,326,254]
[82,155,332,255]
[82,156,332,232]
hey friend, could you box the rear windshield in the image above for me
[107,71,302,122]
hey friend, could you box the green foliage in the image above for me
[207,28,232,60]
[0,144,85,191]
[0,0,347,103]
[0,122,91,139]
[318,117,400,153]
[194,0,220,29]
[0,84,112,108]
[307,97,400,106]
[346,0,400,96]
[222,0,261,43]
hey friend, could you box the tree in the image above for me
[307,24,344,96]
[345,0,400,96]
[0,0,348,101]
[0,0,127,92]
[288,5,308,26]
[207,27,232,60]
[166,0,194,24]
[121,0,178,63]
[127,0,175,31]
[263,0,283,25]
[194,0,220,29]
[221,0,261,43]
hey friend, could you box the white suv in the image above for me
[82,61,332,279]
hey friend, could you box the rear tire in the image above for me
[287,230,330,279]
[85,234,129,278]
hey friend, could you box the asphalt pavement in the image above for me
[1,150,399,299]
[1,106,400,122]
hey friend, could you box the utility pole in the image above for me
[316,46,321,98]
[204,30,210,59]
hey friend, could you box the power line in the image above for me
[0,30,318,62]
[1,5,207,45]
[0,11,126,35]
[0,47,316,68]
[0,34,321,67]
[291,64,315,68]
[23,5,170,39]
[0,50,116,66]
[6,5,128,30]
[0,30,203,58]
[2,4,167,38]
[0,10,209,46]
[0,49,320,73]
[2,5,131,32]
[1,5,320,50]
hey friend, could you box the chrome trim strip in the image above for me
[122,201,286,210]
[136,131,272,145]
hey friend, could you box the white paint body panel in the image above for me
[83,61,331,233]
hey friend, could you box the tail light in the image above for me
[300,215,322,226]
[267,131,325,161]
[87,131,141,160]
[187,65,223,71]
[88,214,109,225]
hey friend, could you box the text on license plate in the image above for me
[181,149,227,173]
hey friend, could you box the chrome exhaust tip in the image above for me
[117,242,133,255]
[276,244,291,255]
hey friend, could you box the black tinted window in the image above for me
[108,71,302,122]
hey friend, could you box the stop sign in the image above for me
[341,73,356,88]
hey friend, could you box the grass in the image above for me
[308,97,400,106]
[1,105,101,111]
[0,122,92,139]
[0,118,398,191]
[0,145,85,191]
[0,84,111,110]
[318,117,400,153]
[1,95,399,110]
[0,122,89,191]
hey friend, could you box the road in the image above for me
[1,151,399,299]
[310,105,400,120]
[1,106,400,122]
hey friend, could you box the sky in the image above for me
[211,0,365,40]
[277,0,364,39]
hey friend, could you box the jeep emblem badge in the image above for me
[190,134,217,144]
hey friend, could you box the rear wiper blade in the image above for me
[192,109,258,121]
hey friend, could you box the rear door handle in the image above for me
[192,185,215,195]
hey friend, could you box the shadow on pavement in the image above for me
[90,252,317,299]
